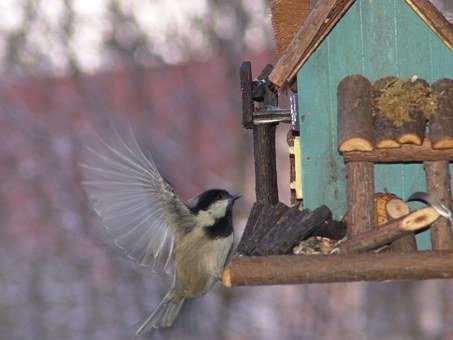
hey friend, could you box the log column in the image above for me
[253,124,279,205]
[424,79,453,250]
[241,61,279,205]
[346,161,374,236]
[424,161,453,250]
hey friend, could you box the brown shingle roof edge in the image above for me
[269,0,453,89]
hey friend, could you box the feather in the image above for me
[81,123,195,274]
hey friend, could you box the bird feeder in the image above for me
[223,0,453,288]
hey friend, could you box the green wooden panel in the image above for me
[299,43,335,213]
[360,0,406,209]
[297,0,453,250]
[395,1,433,249]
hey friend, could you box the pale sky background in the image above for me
[0,0,273,74]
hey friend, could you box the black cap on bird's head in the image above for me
[189,189,241,213]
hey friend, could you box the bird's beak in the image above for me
[231,194,242,202]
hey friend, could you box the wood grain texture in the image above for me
[424,161,453,250]
[430,79,453,149]
[396,79,429,145]
[253,124,279,205]
[252,205,331,256]
[270,0,453,88]
[373,77,401,149]
[236,202,288,255]
[296,0,452,250]
[339,207,439,253]
[343,139,453,162]
[269,0,355,87]
[374,193,417,252]
[235,202,266,255]
[405,0,453,51]
[346,161,374,236]
[240,62,254,129]
[223,251,453,286]
[337,75,374,151]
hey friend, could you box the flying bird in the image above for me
[81,125,240,335]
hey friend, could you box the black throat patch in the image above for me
[204,210,233,240]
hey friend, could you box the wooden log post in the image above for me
[430,79,453,149]
[338,75,375,237]
[338,75,374,152]
[339,207,439,254]
[346,161,374,236]
[424,161,453,250]
[397,79,429,145]
[240,61,279,205]
[254,124,279,205]
[373,77,400,149]
[222,251,453,287]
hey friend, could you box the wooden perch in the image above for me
[373,77,401,149]
[338,75,374,152]
[343,139,453,162]
[338,207,439,254]
[374,193,417,252]
[424,161,453,250]
[222,251,453,287]
[430,79,453,149]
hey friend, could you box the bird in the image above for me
[80,125,240,335]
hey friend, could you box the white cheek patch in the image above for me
[209,200,229,219]
[197,210,215,227]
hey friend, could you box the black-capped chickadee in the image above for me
[80,125,240,335]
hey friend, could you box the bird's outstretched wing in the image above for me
[81,124,195,274]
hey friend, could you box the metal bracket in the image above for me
[241,62,292,129]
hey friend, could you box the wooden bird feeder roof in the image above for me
[269,0,453,88]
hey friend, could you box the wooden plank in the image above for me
[269,0,355,87]
[343,140,453,162]
[405,0,453,51]
[223,251,453,287]
[298,43,338,215]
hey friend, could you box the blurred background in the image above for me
[0,0,452,339]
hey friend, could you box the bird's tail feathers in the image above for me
[136,292,185,336]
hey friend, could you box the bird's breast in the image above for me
[175,229,233,297]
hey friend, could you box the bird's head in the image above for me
[189,189,241,219]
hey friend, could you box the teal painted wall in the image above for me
[297,0,453,249]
